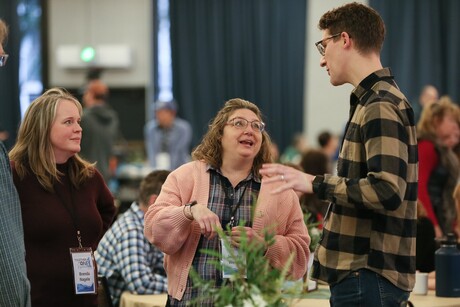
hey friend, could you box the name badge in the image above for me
[69,247,97,295]
[220,238,247,279]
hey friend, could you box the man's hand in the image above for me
[259,163,316,194]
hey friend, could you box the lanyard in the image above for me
[219,175,249,229]
[54,175,83,248]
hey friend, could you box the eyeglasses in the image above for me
[315,33,341,56]
[0,54,8,67]
[227,117,265,132]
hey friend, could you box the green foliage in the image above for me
[303,211,322,252]
[189,224,299,307]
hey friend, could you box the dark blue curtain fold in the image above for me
[169,0,307,151]
[370,0,460,108]
[0,0,21,149]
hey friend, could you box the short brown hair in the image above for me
[318,2,385,54]
[138,170,170,207]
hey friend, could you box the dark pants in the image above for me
[330,269,410,307]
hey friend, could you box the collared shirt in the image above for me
[95,202,167,307]
[169,166,261,306]
[311,68,418,291]
[0,141,31,307]
[144,118,192,170]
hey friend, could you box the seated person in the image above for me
[95,170,170,306]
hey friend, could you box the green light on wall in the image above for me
[80,47,96,63]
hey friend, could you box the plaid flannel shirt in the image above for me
[95,202,167,306]
[311,68,418,291]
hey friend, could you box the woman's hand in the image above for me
[230,226,267,251]
[190,204,222,239]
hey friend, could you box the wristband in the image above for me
[184,201,197,220]
[312,175,325,199]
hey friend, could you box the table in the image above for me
[120,288,460,307]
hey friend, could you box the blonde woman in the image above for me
[417,96,460,238]
[10,88,116,307]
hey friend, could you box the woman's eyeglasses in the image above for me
[227,117,265,132]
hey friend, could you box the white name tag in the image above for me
[69,247,97,295]
[220,238,247,279]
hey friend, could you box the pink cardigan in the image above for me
[144,161,310,300]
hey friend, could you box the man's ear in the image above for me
[342,32,352,49]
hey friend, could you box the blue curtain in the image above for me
[370,0,460,108]
[169,0,307,152]
[0,0,21,149]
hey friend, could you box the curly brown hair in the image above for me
[318,2,385,54]
[191,98,272,174]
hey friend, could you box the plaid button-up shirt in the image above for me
[311,68,418,291]
[169,166,261,306]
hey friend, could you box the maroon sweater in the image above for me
[12,162,115,307]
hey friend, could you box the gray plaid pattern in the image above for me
[0,141,31,306]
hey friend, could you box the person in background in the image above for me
[96,170,169,307]
[144,99,192,170]
[317,130,339,175]
[0,18,31,307]
[9,88,116,307]
[260,3,418,306]
[298,149,330,227]
[144,98,310,305]
[80,79,120,183]
[279,132,308,164]
[414,84,439,125]
[417,96,460,238]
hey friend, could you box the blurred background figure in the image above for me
[417,96,460,239]
[415,84,439,124]
[9,88,115,307]
[269,141,280,162]
[299,149,330,227]
[416,200,436,273]
[80,79,121,183]
[280,132,308,164]
[96,170,169,307]
[144,99,192,170]
[317,130,339,174]
[0,17,31,307]
[0,123,9,142]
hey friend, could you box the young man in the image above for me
[95,170,169,307]
[260,3,417,306]
[0,18,31,307]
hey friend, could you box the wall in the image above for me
[304,0,366,146]
[47,0,366,144]
[48,0,152,88]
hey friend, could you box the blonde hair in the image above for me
[0,19,8,45]
[417,95,460,138]
[192,98,272,174]
[9,88,95,192]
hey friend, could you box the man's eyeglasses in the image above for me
[227,117,265,132]
[0,54,9,67]
[315,33,341,56]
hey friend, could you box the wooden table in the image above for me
[120,288,460,307]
